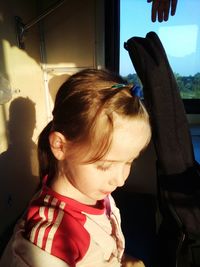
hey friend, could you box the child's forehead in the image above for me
[67,114,151,164]
[113,113,149,130]
[104,116,151,161]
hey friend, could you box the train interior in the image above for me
[0,1,200,266]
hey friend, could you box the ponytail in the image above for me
[37,121,56,184]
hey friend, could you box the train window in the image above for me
[119,0,200,113]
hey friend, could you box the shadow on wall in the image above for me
[0,97,39,255]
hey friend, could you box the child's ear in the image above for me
[49,131,68,161]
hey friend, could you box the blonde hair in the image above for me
[38,68,150,180]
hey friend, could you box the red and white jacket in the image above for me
[0,179,125,267]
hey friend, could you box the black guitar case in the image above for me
[124,31,200,267]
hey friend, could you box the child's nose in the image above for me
[109,171,125,187]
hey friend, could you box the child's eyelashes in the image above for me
[96,165,111,172]
[96,161,134,172]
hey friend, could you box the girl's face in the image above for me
[57,115,151,205]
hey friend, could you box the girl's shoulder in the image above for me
[24,190,91,265]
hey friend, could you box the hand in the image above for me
[121,254,145,267]
[147,0,178,22]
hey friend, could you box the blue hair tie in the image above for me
[111,83,143,98]
[130,85,143,98]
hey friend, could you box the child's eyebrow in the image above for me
[98,160,120,163]
[98,157,137,163]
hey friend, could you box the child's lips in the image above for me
[100,187,116,195]
[101,191,112,195]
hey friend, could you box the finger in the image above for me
[170,0,178,15]
[151,0,159,22]
[158,1,165,22]
[163,0,170,21]
[157,0,171,22]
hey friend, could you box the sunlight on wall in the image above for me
[41,63,80,123]
[1,39,48,146]
[0,34,44,237]
[46,62,77,69]
[0,105,8,152]
[0,73,12,105]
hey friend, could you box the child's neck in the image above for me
[50,174,97,206]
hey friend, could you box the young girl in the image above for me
[0,69,151,267]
